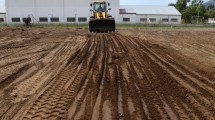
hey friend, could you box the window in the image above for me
[67,17,76,22]
[51,17,59,22]
[12,18,20,22]
[123,18,130,22]
[0,18,4,22]
[149,18,156,22]
[171,18,178,22]
[162,18,169,22]
[23,18,31,22]
[78,17,87,22]
[93,3,106,12]
[39,17,48,22]
[140,18,147,22]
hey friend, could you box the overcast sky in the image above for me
[0,0,210,12]
[0,0,5,12]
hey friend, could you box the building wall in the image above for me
[120,14,181,24]
[5,0,181,24]
[119,14,136,23]
[0,14,6,23]
[137,14,181,24]
[5,0,119,23]
[208,18,215,24]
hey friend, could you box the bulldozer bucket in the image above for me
[89,19,115,32]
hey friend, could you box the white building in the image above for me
[0,9,6,23]
[120,5,181,24]
[5,0,181,24]
[208,18,215,24]
[5,0,119,23]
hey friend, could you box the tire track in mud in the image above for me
[13,36,95,120]
[0,54,44,83]
[100,33,215,120]
[183,41,215,56]
[113,34,172,120]
[134,40,215,119]
[120,34,215,120]
[0,35,87,119]
[0,31,214,120]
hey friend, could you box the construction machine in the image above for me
[89,1,115,32]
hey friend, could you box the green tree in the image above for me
[182,0,206,23]
[175,0,188,12]
[206,5,215,18]
[169,0,212,23]
[168,3,176,6]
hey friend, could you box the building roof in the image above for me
[120,9,136,14]
[120,5,181,15]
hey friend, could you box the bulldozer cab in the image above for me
[93,2,107,12]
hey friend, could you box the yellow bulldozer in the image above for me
[89,1,115,32]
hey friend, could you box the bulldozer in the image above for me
[89,1,115,32]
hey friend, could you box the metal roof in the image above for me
[120,5,181,15]
[120,9,136,14]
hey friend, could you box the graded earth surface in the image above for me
[0,27,215,120]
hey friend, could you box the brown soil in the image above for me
[0,27,215,120]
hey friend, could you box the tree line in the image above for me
[169,0,215,23]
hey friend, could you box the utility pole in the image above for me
[197,0,200,24]
[4,14,6,24]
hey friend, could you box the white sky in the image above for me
[0,0,5,12]
[0,0,210,12]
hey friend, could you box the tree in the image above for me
[182,0,206,23]
[175,0,188,12]
[168,3,175,6]
[206,5,215,18]
[169,0,214,23]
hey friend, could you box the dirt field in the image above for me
[0,27,215,120]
